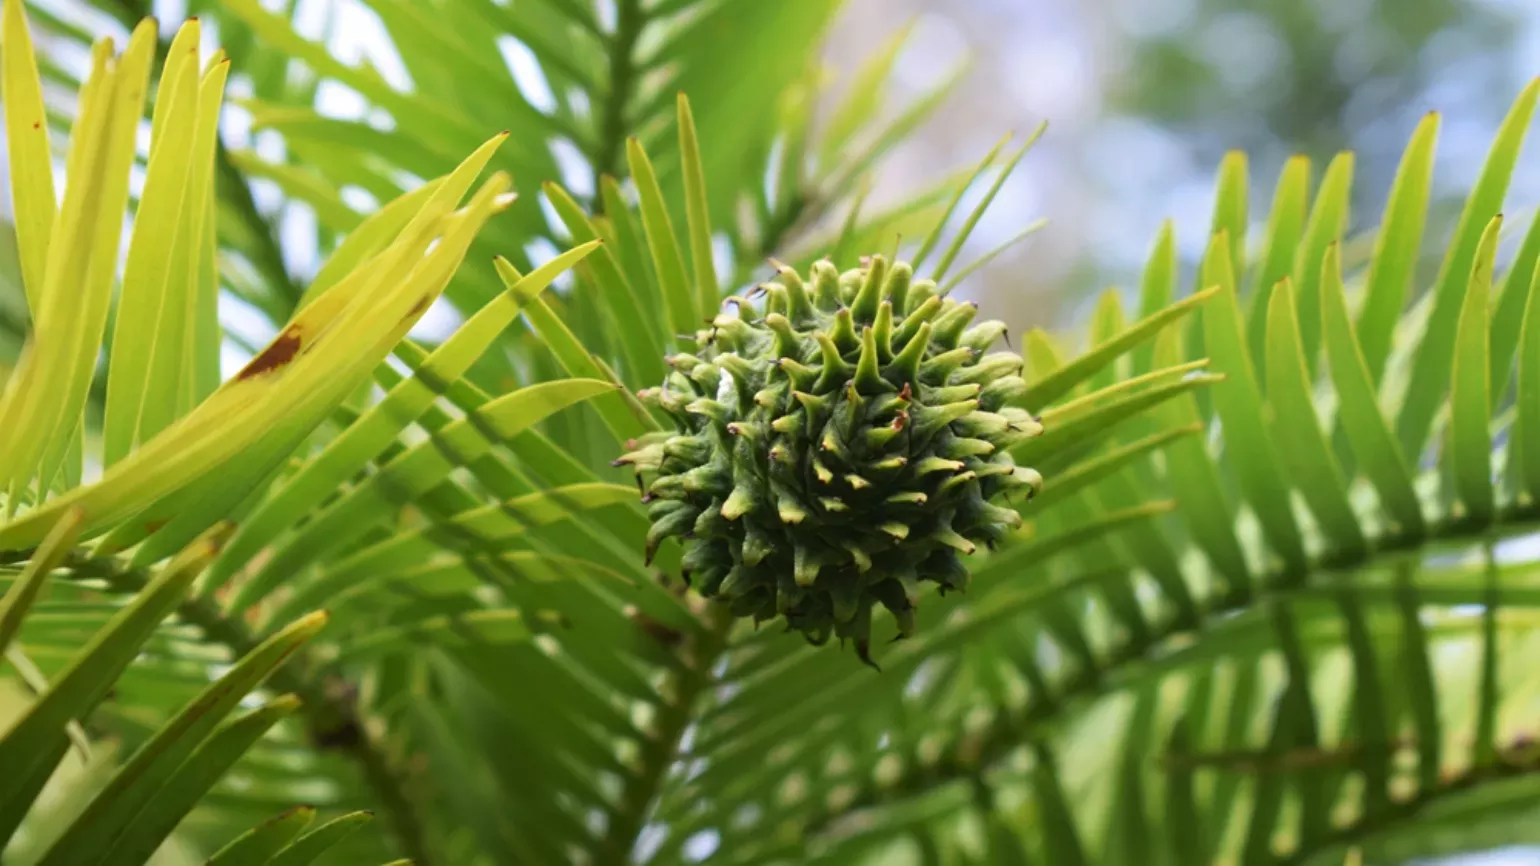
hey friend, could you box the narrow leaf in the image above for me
[1394,568,1441,793]
[1357,113,1439,383]
[1015,372,1219,467]
[1449,216,1500,525]
[0,40,120,492]
[1030,745,1088,866]
[201,240,599,587]
[1148,325,1251,593]
[1166,719,1207,864]
[677,94,719,317]
[266,811,376,866]
[1265,280,1365,557]
[206,807,316,866]
[1023,286,1218,412]
[1246,154,1310,371]
[89,697,302,866]
[230,379,616,613]
[1030,423,1200,510]
[543,181,666,383]
[1475,550,1500,768]
[931,125,1043,282]
[0,528,220,812]
[1291,152,1354,373]
[1321,244,1425,537]
[1335,587,1391,817]
[1397,79,1538,462]
[1516,256,1540,502]
[1087,289,1128,393]
[0,509,81,656]
[1206,151,1249,289]
[1132,220,1176,375]
[911,134,1010,270]
[1199,232,1307,576]
[1,0,56,308]
[1490,209,1540,399]
[102,26,205,466]
[494,255,656,441]
[939,219,1045,295]
[626,137,697,339]
[38,612,327,866]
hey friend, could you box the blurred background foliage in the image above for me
[826,0,1539,330]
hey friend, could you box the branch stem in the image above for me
[800,505,1540,847]
[592,607,732,866]
[592,0,645,184]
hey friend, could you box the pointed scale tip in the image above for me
[856,641,881,671]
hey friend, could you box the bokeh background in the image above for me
[823,0,1540,338]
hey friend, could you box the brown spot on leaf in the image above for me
[235,326,302,381]
[144,519,168,535]
[631,610,684,648]
[404,295,431,321]
[32,121,41,129]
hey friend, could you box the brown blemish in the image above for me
[32,121,41,129]
[235,326,302,381]
[144,518,168,534]
[631,610,684,648]
[404,295,431,320]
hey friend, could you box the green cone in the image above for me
[617,255,1043,662]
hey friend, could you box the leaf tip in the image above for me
[270,693,304,713]
[293,609,331,636]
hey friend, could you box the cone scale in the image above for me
[617,256,1043,662]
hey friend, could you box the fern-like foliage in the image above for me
[175,0,938,329]
[0,4,601,861]
[6,3,1207,863]
[163,95,1201,866]
[8,1,1540,865]
[704,82,1540,866]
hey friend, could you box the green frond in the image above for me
[696,79,1540,866]
[0,513,369,863]
[9,1,1540,864]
